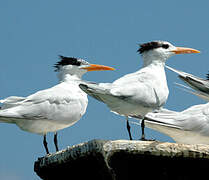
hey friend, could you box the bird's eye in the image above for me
[162,44,169,49]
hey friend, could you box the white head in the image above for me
[54,56,115,81]
[138,41,200,66]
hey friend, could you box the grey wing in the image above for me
[79,79,156,106]
[144,110,182,129]
[110,72,165,107]
[79,82,131,103]
[175,82,209,101]
[166,65,209,96]
[0,96,26,109]
[0,85,87,121]
[179,75,209,94]
[21,86,87,121]
[145,104,209,133]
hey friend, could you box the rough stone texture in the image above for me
[34,139,209,180]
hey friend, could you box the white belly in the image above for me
[16,118,79,134]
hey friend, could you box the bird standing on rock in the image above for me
[136,66,209,145]
[79,41,200,140]
[0,56,115,154]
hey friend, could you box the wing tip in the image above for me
[79,84,88,90]
[79,84,90,94]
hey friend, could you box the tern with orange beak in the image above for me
[79,41,200,140]
[0,56,114,154]
[135,67,209,145]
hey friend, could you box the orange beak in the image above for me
[81,64,115,71]
[171,47,200,54]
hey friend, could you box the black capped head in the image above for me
[54,55,89,71]
[137,41,170,54]
[137,41,200,65]
[54,55,115,81]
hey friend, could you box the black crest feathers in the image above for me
[138,41,167,54]
[54,56,81,71]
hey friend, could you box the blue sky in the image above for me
[0,0,209,179]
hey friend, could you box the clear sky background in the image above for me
[0,0,209,179]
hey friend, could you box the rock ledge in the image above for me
[34,139,209,180]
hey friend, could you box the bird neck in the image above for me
[57,72,83,82]
[142,53,166,67]
[142,60,165,68]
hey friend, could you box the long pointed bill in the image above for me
[171,47,200,54]
[81,64,115,71]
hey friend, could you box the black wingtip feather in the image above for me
[79,84,88,90]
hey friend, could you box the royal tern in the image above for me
[134,66,209,144]
[0,56,114,154]
[79,41,200,140]
[166,66,209,101]
[140,105,209,145]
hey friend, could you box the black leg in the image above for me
[126,117,133,140]
[54,132,59,152]
[140,118,146,140]
[43,134,49,154]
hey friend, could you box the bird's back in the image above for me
[80,64,169,116]
[0,81,88,134]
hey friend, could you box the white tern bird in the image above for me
[79,41,200,140]
[0,56,115,154]
[134,67,209,145]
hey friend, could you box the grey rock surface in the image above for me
[34,139,209,180]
